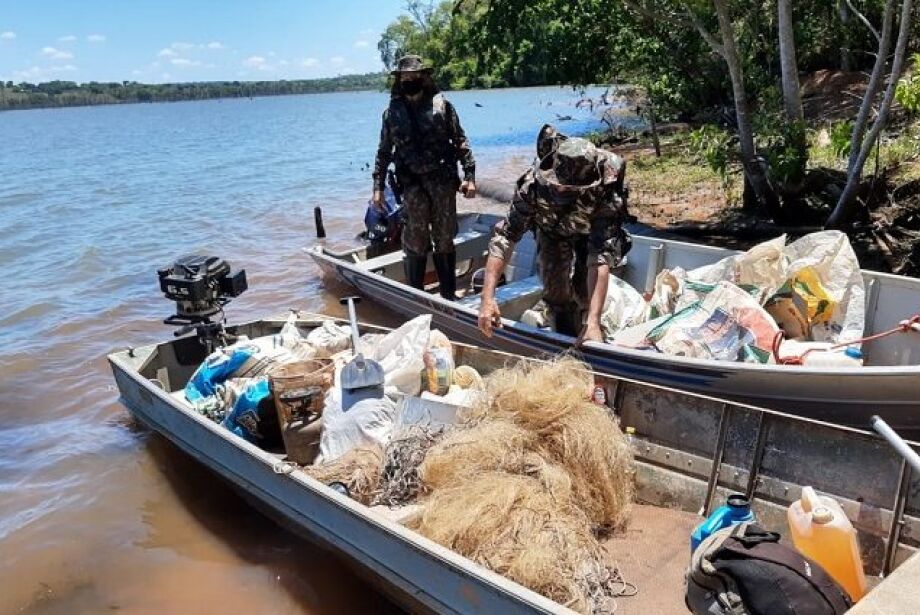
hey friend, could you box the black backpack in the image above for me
[686,522,852,615]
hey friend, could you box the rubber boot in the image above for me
[552,308,581,337]
[432,252,457,301]
[404,255,427,290]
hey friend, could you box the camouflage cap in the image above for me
[551,138,600,185]
[392,54,433,75]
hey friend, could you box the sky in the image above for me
[0,0,406,84]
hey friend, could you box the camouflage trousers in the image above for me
[537,231,590,332]
[400,173,458,256]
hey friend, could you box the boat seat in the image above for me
[458,275,543,320]
[359,227,491,274]
[359,250,404,273]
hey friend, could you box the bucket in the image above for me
[269,359,334,465]
[269,359,334,424]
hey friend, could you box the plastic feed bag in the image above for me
[306,320,351,358]
[600,275,648,340]
[317,395,397,464]
[645,281,779,363]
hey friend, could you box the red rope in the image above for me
[772,313,920,365]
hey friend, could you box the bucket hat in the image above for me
[391,54,433,75]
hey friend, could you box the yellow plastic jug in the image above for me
[787,486,867,601]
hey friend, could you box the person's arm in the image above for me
[578,263,610,344]
[477,254,507,337]
[579,214,627,344]
[446,101,476,197]
[371,109,393,209]
[478,182,534,336]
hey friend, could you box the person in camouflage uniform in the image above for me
[372,55,476,300]
[478,125,630,341]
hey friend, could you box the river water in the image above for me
[0,86,607,614]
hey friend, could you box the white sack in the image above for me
[600,275,648,339]
[306,320,351,357]
[317,394,397,463]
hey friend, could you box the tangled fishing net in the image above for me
[373,425,443,507]
[411,357,635,613]
[304,446,382,505]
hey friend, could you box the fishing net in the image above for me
[469,356,595,430]
[407,471,601,612]
[411,357,635,612]
[304,446,382,505]
[373,425,444,507]
[418,419,538,490]
[540,405,634,531]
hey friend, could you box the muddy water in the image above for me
[0,87,607,614]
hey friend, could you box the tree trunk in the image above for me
[712,0,779,218]
[826,0,913,230]
[778,0,804,122]
[846,0,895,175]
[648,97,661,157]
[837,0,853,71]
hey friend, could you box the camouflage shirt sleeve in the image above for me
[586,212,627,268]
[372,109,393,192]
[487,173,534,262]
[446,101,475,182]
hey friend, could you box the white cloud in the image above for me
[41,47,74,60]
[171,41,194,51]
[131,69,143,76]
[86,34,106,43]
[243,55,267,68]
[171,57,201,67]
[279,59,288,67]
[161,72,172,81]
[330,56,345,65]
[157,48,178,58]
[1,31,17,41]
[58,35,77,43]
[205,41,224,50]
[302,57,318,67]
[354,40,369,48]
[13,64,77,80]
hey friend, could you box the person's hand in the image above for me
[478,297,502,337]
[371,190,385,211]
[577,321,604,346]
[460,180,477,199]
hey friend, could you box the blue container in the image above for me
[691,494,755,552]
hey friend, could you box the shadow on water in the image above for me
[139,431,405,614]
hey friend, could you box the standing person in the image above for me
[372,55,476,301]
[477,125,630,343]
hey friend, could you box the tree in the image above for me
[826,0,915,229]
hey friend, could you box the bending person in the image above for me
[477,125,630,343]
[372,55,476,300]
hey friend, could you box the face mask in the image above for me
[401,79,423,96]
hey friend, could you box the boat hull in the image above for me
[108,355,568,615]
[311,248,920,435]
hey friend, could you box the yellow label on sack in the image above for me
[792,267,835,324]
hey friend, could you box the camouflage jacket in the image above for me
[489,149,628,267]
[373,93,475,191]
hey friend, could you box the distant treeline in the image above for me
[0,72,388,111]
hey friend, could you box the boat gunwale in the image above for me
[307,243,920,377]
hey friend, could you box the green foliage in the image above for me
[0,74,387,111]
[688,125,734,183]
[829,120,854,158]
[755,115,809,187]
[896,54,920,117]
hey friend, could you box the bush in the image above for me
[895,56,920,116]
[829,120,854,158]
[688,124,733,182]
